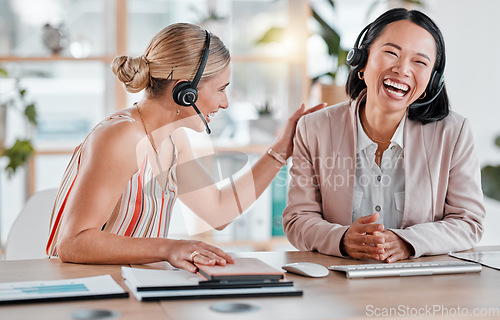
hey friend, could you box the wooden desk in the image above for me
[1,247,499,320]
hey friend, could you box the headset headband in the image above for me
[354,24,370,50]
[191,30,210,89]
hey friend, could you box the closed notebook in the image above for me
[122,265,301,301]
[126,284,302,301]
[122,266,293,292]
[195,257,285,281]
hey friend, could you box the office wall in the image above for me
[427,0,500,245]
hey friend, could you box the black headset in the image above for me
[346,23,445,107]
[346,24,370,69]
[172,30,212,134]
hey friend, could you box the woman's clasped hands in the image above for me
[340,213,414,263]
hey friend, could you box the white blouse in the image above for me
[352,108,406,229]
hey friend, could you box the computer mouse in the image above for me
[282,262,330,278]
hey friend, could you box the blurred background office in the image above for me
[0,0,499,257]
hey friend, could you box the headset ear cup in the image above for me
[346,48,359,66]
[346,48,368,68]
[434,72,444,96]
[427,70,444,97]
[428,71,437,96]
[172,81,198,106]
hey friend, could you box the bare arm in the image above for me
[56,119,233,270]
[176,103,326,229]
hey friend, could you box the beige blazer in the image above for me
[283,98,485,258]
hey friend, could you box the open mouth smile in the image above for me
[383,79,409,97]
[205,110,217,122]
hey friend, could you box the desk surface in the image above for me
[1,247,499,320]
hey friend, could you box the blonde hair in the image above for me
[112,23,230,96]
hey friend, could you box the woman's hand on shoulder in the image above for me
[273,102,327,159]
[162,240,235,273]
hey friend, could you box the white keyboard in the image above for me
[328,260,481,279]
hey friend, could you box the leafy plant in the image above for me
[481,136,500,201]
[255,1,347,83]
[311,0,424,83]
[3,139,34,176]
[190,3,227,24]
[0,66,38,178]
[310,0,347,82]
[257,101,273,117]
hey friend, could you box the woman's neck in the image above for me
[135,99,186,145]
[360,103,405,143]
[138,99,178,128]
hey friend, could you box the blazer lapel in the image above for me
[402,119,434,227]
[327,99,357,226]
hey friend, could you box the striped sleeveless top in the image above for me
[46,114,178,257]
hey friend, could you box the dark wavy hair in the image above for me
[345,8,449,124]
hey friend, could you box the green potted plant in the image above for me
[254,1,348,105]
[310,0,346,83]
[481,135,500,202]
[0,66,38,178]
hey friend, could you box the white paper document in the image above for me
[0,275,128,303]
[122,266,202,290]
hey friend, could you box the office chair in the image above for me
[4,188,57,260]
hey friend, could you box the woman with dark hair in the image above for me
[283,8,485,263]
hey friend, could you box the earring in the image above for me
[176,108,180,115]
[419,91,427,100]
[358,71,364,80]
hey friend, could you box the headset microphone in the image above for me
[172,30,212,134]
[411,60,445,108]
[410,81,444,108]
[186,95,211,134]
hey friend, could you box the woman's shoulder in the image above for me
[414,111,474,148]
[419,110,469,132]
[301,100,352,124]
[82,109,145,157]
[98,108,142,135]
[440,110,467,126]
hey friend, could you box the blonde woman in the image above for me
[46,23,324,272]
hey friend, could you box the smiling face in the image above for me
[179,64,231,132]
[362,19,436,115]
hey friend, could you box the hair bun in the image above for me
[111,55,150,93]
